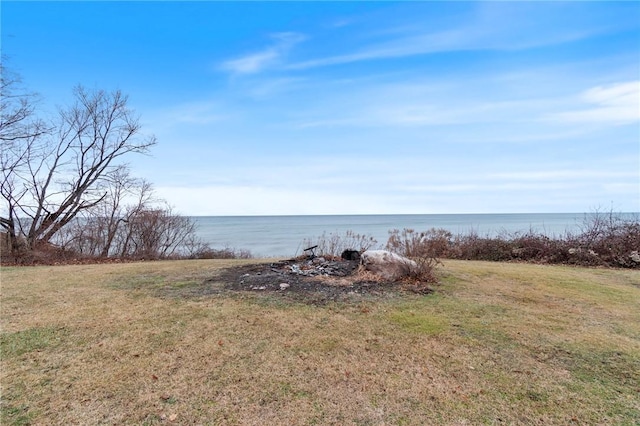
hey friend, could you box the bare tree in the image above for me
[97,167,143,257]
[0,59,51,252]
[1,83,156,253]
[55,167,146,257]
[1,65,211,263]
[115,178,156,258]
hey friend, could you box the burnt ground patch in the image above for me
[183,258,434,305]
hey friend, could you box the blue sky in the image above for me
[2,1,639,215]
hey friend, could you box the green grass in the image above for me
[388,308,449,335]
[1,259,638,425]
[0,326,69,358]
[1,403,35,426]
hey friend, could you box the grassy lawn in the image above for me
[1,259,639,425]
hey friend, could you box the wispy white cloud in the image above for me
[220,32,306,74]
[222,50,279,74]
[548,81,640,125]
[286,29,468,70]
[285,72,639,137]
[285,3,618,71]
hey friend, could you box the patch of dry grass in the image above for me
[1,259,639,425]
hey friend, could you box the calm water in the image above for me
[191,213,626,258]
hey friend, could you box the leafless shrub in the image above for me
[385,228,442,284]
[121,207,195,259]
[509,230,568,263]
[403,256,439,287]
[189,245,253,260]
[55,207,197,260]
[301,230,378,258]
[570,210,640,268]
[442,211,639,268]
[448,230,513,262]
[386,228,452,259]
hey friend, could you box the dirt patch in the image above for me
[201,257,433,305]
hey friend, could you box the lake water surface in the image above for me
[191,213,624,258]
